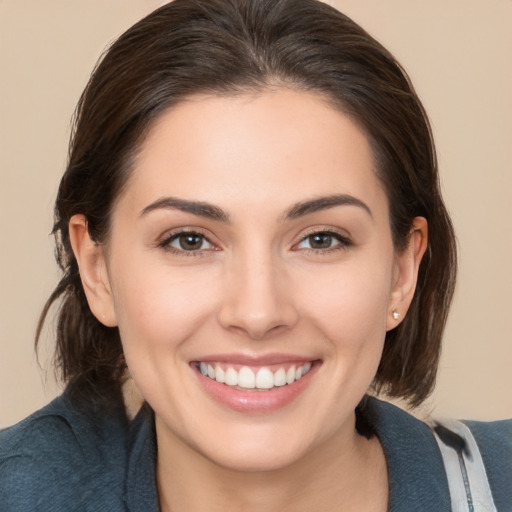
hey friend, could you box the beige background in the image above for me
[1,0,511,427]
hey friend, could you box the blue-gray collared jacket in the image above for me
[1,393,510,511]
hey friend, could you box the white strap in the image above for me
[431,419,497,512]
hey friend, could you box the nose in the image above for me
[217,250,299,340]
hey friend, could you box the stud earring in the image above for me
[392,310,400,320]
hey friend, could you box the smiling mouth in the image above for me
[195,361,314,391]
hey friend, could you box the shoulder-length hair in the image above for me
[37,0,456,409]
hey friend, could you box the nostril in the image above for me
[217,265,299,338]
[223,321,290,341]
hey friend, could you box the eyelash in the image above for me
[157,228,352,256]
[293,229,352,254]
[158,230,217,256]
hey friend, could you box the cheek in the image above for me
[294,255,394,399]
[302,262,392,341]
[110,260,218,357]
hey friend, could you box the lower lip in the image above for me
[194,363,320,413]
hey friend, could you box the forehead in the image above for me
[120,89,386,218]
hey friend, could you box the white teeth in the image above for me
[199,361,313,390]
[214,365,225,383]
[225,367,238,386]
[238,366,256,389]
[273,367,287,387]
[255,368,274,389]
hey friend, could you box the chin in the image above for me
[190,415,338,474]
[201,437,308,473]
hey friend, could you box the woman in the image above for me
[0,0,510,510]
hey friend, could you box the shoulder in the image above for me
[364,398,512,511]
[464,416,512,449]
[362,398,512,511]
[464,418,512,511]
[0,393,130,511]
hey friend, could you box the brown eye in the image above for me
[296,231,351,251]
[308,233,334,249]
[165,232,213,252]
[178,234,203,250]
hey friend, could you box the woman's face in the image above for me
[79,89,420,471]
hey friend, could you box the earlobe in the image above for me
[386,217,428,331]
[68,214,117,327]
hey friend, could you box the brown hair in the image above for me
[37,0,456,409]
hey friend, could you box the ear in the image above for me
[386,217,428,330]
[69,214,117,327]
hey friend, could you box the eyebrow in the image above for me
[140,197,231,222]
[140,193,372,223]
[283,194,373,220]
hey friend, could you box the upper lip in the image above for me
[191,353,318,366]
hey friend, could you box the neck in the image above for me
[155,415,388,512]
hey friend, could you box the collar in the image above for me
[125,403,159,511]
[364,397,451,511]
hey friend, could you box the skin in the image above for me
[70,89,427,511]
